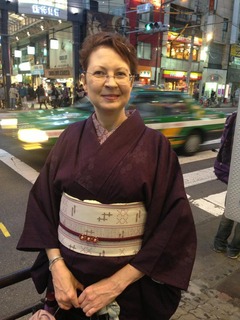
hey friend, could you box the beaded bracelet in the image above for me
[49,256,64,271]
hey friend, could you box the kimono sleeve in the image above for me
[130,135,197,290]
[17,124,81,251]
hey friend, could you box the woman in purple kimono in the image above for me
[17,32,196,320]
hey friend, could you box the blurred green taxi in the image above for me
[0,89,225,155]
[128,89,225,155]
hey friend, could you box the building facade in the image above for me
[0,0,239,103]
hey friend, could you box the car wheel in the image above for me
[183,131,202,156]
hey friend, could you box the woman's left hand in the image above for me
[78,276,120,317]
[78,263,144,317]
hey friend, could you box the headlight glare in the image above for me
[18,129,49,143]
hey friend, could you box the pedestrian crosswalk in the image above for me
[188,191,226,217]
[178,149,227,222]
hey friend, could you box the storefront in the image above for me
[44,67,73,95]
[202,68,227,100]
[137,66,152,85]
[166,32,202,63]
[162,70,202,93]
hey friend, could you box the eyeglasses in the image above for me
[85,71,134,85]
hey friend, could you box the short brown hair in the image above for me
[80,32,138,75]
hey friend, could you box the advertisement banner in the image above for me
[86,11,127,35]
[49,29,73,69]
[18,0,67,20]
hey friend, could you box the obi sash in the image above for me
[58,192,147,257]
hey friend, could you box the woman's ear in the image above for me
[80,73,87,92]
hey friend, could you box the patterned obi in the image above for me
[58,192,147,257]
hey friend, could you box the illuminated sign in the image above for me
[163,70,202,80]
[18,0,67,20]
[231,44,240,58]
[168,33,202,46]
[19,62,31,71]
[14,50,22,58]
[45,67,73,78]
[31,65,44,75]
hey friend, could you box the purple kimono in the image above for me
[17,110,196,320]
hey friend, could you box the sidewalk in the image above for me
[171,215,240,320]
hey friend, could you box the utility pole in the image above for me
[186,29,195,92]
[186,0,199,94]
[154,32,161,85]
[1,8,11,108]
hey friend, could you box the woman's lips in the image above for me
[102,95,120,101]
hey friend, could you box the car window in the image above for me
[161,95,188,116]
[128,94,159,117]
[128,92,189,118]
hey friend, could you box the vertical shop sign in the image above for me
[209,0,215,14]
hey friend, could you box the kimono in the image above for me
[17,110,196,320]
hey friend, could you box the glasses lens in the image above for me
[88,72,133,85]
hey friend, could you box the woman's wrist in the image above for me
[46,248,64,271]
[49,256,64,271]
[110,264,144,292]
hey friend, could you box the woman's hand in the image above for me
[78,276,120,317]
[78,264,144,317]
[51,259,84,310]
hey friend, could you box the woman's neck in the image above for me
[95,110,127,132]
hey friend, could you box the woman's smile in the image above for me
[101,94,120,101]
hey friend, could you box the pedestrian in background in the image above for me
[18,83,28,109]
[37,84,48,109]
[233,87,240,107]
[27,84,36,109]
[17,32,196,320]
[50,84,59,108]
[0,83,5,109]
[213,112,240,259]
[9,83,19,110]
[75,83,85,102]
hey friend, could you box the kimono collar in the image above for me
[92,110,135,144]
[75,110,146,197]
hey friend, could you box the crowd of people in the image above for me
[0,82,86,110]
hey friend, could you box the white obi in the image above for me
[58,192,147,257]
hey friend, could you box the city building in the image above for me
[0,0,240,104]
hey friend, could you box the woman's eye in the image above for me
[115,72,127,78]
[93,71,106,77]
[117,72,127,76]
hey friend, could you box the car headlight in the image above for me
[18,129,49,143]
[0,118,18,129]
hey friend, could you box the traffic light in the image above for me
[145,22,169,33]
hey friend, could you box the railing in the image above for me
[0,268,44,320]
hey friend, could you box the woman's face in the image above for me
[82,46,133,114]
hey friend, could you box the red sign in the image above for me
[209,0,215,13]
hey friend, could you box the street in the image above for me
[0,131,240,319]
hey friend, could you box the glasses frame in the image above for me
[85,71,135,84]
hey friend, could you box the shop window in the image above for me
[166,41,199,61]
[137,42,151,60]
